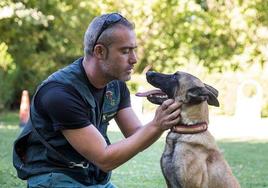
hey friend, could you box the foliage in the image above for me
[0,0,268,109]
[0,1,98,105]
[135,0,268,73]
[0,42,16,111]
[0,112,268,187]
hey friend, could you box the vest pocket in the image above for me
[13,125,32,179]
[102,111,117,123]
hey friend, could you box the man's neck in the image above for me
[82,57,108,89]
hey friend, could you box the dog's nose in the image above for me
[146,71,154,77]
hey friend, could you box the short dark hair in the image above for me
[84,13,134,57]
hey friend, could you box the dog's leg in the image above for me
[161,132,183,188]
[206,150,241,188]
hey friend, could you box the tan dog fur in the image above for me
[161,101,240,188]
[159,72,240,188]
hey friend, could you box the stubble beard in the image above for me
[112,72,131,82]
[102,60,132,82]
[102,68,128,82]
[103,65,131,82]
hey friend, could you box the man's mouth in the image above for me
[136,89,168,105]
[126,67,133,74]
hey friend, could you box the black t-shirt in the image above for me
[34,80,131,131]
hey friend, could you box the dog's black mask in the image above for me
[146,71,177,99]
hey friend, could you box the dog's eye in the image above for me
[172,75,177,82]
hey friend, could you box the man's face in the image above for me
[101,25,137,81]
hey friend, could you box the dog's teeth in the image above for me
[159,95,168,98]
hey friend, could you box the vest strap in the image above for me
[29,108,89,169]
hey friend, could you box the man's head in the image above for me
[83,13,137,82]
[84,13,135,58]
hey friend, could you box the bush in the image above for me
[0,43,16,111]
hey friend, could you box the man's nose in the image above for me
[129,51,137,64]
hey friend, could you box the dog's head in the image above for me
[137,71,219,107]
[136,71,219,129]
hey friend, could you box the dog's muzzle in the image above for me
[172,122,208,134]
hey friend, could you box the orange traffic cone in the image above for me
[19,90,30,127]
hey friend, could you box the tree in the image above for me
[0,42,16,110]
[0,0,267,108]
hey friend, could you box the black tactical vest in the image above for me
[13,58,121,185]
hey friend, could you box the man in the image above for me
[13,13,181,187]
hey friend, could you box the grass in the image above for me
[0,111,268,188]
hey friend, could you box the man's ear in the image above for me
[93,44,107,59]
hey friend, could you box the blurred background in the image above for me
[0,0,268,187]
[0,0,268,117]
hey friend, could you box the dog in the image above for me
[136,71,240,188]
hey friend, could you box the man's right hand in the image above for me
[152,99,182,131]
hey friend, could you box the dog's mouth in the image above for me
[136,89,208,134]
[136,89,168,105]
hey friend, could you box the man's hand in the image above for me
[152,99,182,131]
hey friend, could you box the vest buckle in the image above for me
[68,161,89,169]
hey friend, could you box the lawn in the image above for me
[0,111,268,188]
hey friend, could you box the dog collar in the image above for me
[171,122,208,134]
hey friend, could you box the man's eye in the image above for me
[122,49,130,54]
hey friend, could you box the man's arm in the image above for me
[62,99,181,172]
[114,107,142,138]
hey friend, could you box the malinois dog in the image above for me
[136,71,240,188]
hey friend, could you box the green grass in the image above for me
[1,112,268,188]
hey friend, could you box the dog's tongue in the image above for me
[136,89,168,105]
[135,89,165,97]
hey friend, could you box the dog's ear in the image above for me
[204,83,218,97]
[186,86,220,107]
[204,83,220,107]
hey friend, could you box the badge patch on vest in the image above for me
[105,91,116,106]
[102,82,120,123]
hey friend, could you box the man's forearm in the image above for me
[96,121,163,171]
